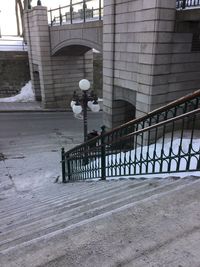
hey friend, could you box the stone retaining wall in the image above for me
[0,52,30,98]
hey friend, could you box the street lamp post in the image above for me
[71,79,100,142]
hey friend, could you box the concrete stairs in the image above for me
[0,176,200,266]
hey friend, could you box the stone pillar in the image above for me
[150,0,176,110]
[24,6,56,108]
[103,0,116,129]
[103,0,177,129]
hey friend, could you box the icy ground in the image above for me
[0,112,103,199]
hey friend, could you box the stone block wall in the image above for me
[103,0,200,129]
[93,52,103,98]
[0,52,30,98]
[51,51,93,108]
[150,6,200,111]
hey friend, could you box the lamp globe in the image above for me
[79,79,90,91]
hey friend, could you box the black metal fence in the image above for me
[176,0,200,9]
[62,90,200,182]
[48,0,103,26]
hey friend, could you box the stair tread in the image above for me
[1,177,200,267]
[0,178,196,251]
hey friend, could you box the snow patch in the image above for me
[0,81,35,103]
[0,37,27,51]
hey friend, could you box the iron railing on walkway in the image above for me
[176,0,200,9]
[48,0,103,26]
[62,90,200,182]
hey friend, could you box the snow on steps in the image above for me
[0,176,200,267]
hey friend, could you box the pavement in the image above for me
[0,111,103,196]
[0,102,70,112]
[0,100,103,112]
[0,102,43,112]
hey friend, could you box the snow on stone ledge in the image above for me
[0,81,35,102]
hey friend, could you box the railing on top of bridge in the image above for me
[176,0,200,9]
[48,0,103,26]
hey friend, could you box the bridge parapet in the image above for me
[50,20,103,56]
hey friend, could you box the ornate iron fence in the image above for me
[176,0,200,9]
[62,90,200,182]
[48,0,103,26]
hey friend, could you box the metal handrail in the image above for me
[67,108,200,158]
[63,107,200,181]
[66,89,200,155]
[48,0,103,26]
[62,90,200,182]
[176,0,200,9]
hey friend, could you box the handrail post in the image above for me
[59,6,62,25]
[182,0,186,9]
[83,0,86,23]
[50,9,53,26]
[66,153,71,181]
[61,148,67,183]
[99,0,102,20]
[28,0,31,9]
[70,0,73,24]
[101,126,106,180]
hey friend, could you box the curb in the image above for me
[0,109,103,113]
[0,109,72,113]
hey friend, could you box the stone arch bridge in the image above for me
[24,5,102,109]
[25,1,200,129]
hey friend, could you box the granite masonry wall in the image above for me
[103,0,200,129]
[0,52,30,98]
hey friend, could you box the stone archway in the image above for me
[112,99,136,128]
[111,87,137,127]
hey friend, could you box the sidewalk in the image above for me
[0,100,103,112]
[0,102,42,111]
[0,102,68,112]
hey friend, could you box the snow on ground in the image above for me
[0,81,35,102]
[0,36,27,51]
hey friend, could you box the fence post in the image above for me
[61,147,67,183]
[50,9,53,26]
[83,0,86,22]
[101,126,106,180]
[99,0,102,20]
[70,0,73,24]
[197,157,200,170]
[59,6,62,25]
[182,0,186,9]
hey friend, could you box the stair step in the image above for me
[0,180,131,214]
[0,178,193,251]
[1,177,200,267]
[0,180,148,230]
[0,181,145,225]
